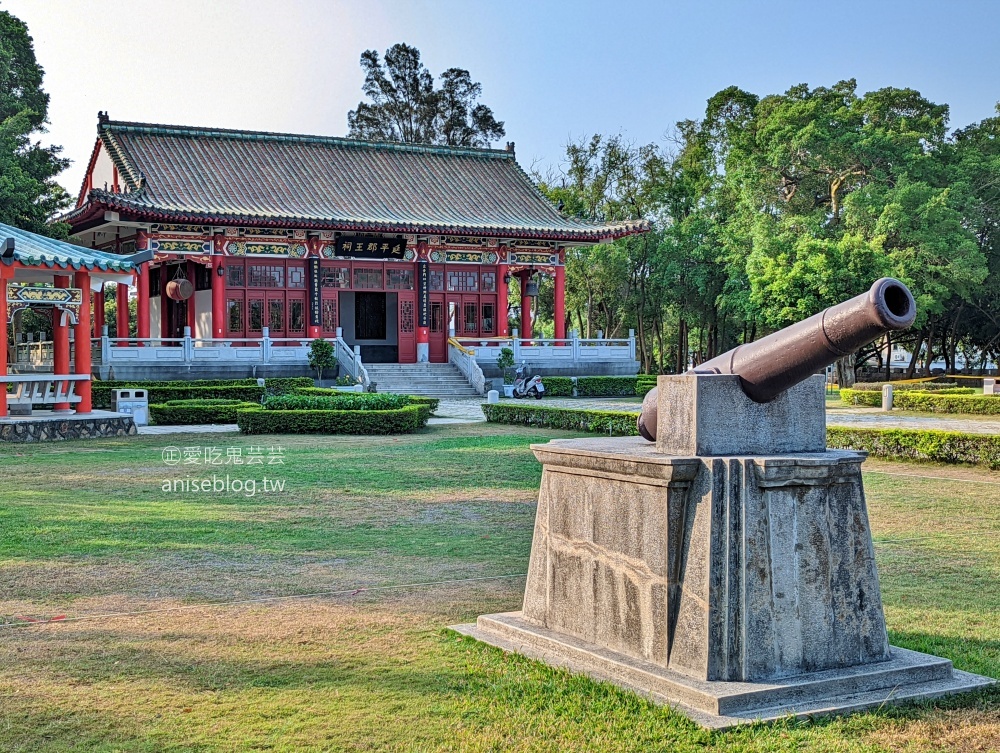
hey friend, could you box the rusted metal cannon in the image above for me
[638,277,917,441]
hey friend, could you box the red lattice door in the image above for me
[397,292,416,363]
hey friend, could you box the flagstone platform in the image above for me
[0,410,137,442]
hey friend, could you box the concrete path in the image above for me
[139,424,238,435]
[135,399,1000,436]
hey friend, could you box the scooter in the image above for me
[512,362,545,399]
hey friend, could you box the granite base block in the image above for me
[454,613,994,729]
[0,412,137,442]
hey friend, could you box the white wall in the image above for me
[90,143,117,194]
[194,289,212,339]
[149,296,161,340]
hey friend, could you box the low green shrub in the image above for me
[292,387,439,414]
[482,403,638,435]
[894,391,1000,415]
[828,426,1000,470]
[237,404,430,435]
[149,399,260,425]
[636,374,658,398]
[849,381,959,392]
[576,376,637,397]
[540,376,573,397]
[94,385,265,409]
[839,389,883,407]
[92,377,313,409]
[265,393,411,411]
[405,396,440,414]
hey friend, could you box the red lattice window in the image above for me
[354,267,383,289]
[287,264,306,288]
[464,302,477,333]
[481,271,497,292]
[289,300,305,334]
[249,264,284,288]
[448,269,478,292]
[400,300,414,334]
[387,268,414,290]
[320,266,350,288]
[322,299,337,332]
[429,270,444,291]
[227,299,243,334]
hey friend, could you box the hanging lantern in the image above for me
[165,277,193,301]
[525,278,539,297]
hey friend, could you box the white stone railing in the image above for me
[334,331,370,387]
[0,374,88,411]
[92,327,313,367]
[458,330,637,366]
[448,338,486,395]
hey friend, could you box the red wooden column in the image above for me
[211,254,226,339]
[52,275,72,412]
[497,263,509,337]
[519,272,533,340]
[416,260,430,362]
[0,266,7,418]
[554,265,566,341]
[92,287,105,336]
[160,265,169,339]
[136,264,150,342]
[73,270,92,413]
[116,283,129,344]
[186,260,197,334]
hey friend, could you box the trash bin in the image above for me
[113,388,149,426]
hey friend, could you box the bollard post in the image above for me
[881,384,894,411]
[984,378,995,396]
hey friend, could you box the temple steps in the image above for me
[363,363,481,397]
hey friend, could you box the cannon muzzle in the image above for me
[637,277,916,441]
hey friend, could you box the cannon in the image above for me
[638,277,917,441]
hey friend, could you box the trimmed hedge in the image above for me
[849,381,959,392]
[292,387,439,414]
[92,377,313,409]
[828,426,1000,470]
[265,393,411,411]
[149,399,260,425]
[637,374,658,398]
[840,388,1000,414]
[482,402,638,435]
[237,404,430,435]
[576,376,638,397]
[540,376,574,397]
[483,403,1000,470]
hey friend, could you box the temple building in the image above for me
[64,114,645,372]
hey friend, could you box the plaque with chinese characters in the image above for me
[335,235,406,260]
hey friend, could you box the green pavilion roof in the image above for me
[0,222,138,273]
[64,119,649,243]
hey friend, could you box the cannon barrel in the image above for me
[638,277,916,441]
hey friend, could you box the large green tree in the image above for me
[347,43,505,148]
[0,10,70,237]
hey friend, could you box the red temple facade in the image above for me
[65,115,645,366]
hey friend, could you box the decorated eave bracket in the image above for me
[6,284,83,325]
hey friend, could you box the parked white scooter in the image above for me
[512,362,545,399]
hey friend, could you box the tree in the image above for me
[307,338,337,381]
[347,43,504,148]
[0,11,71,236]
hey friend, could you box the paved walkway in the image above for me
[139,424,238,435]
[134,399,1000,436]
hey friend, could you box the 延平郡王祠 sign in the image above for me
[335,235,406,260]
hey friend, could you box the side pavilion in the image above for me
[0,221,147,418]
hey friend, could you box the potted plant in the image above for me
[497,347,515,397]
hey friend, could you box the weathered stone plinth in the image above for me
[456,374,994,727]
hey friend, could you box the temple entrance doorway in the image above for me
[339,291,399,362]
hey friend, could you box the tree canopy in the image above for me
[347,43,505,148]
[536,80,1000,379]
[0,10,70,237]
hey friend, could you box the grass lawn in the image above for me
[0,425,998,752]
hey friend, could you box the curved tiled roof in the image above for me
[0,222,137,273]
[64,120,648,242]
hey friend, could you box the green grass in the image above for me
[0,427,998,751]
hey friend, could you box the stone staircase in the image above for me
[363,363,481,397]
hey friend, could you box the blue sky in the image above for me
[5,0,1000,197]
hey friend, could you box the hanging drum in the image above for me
[165,277,193,301]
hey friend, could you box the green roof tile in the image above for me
[65,120,648,242]
[0,222,137,273]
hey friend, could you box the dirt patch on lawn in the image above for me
[868,707,1000,752]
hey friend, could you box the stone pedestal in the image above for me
[455,374,993,727]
